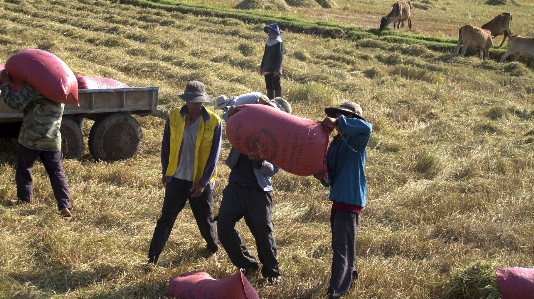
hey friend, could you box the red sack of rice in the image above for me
[226,104,329,176]
[496,267,534,299]
[0,64,20,92]
[76,75,130,89]
[168,270,259,299]
[4,49,78,104]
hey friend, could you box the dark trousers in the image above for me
[148,177,218,264]
[16,143,72,210]
[328,209,359,299]
[264,74,281,91]
[217,182,280,278]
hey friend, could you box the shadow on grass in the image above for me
[3,264,169,299]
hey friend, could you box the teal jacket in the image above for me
[322,115,372,207]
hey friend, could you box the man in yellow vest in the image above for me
[146,81,222,267]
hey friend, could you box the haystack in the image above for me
[285,0,320,8]
[315,0,337,8]
[236,0,290,11]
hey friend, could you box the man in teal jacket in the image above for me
[314,101,372,299]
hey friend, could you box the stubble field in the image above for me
[1,0,534,298]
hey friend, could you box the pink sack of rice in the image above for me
[76,75,129,89]
[496,267,534,299]
[168,270,259,299]
[226,104,329,176]
[5,49,78,104]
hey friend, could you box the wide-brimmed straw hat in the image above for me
[177,81,213,103]
[258,94,279,109]
[270,97,292,114]
[325,101,363,119]
[214,95,233,110]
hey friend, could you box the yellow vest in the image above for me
[165,107,220,185]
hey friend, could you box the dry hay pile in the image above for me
[285,0,320,8]
[235,0,290,11]
[315,0,337,8]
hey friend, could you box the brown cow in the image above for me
[481,12,512,47]
[379,1,412,31]
[500,35,534,62]
[454,25,493,60]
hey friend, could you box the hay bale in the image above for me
[235,0,290,11]
[285,0,320,8]
[485,0,507,5]
[315,0,337,8]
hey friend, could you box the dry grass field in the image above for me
[1,0,534,298]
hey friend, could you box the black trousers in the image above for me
[147,177,218,264]
[16,143,72,210]
[328,209,359,298]
[217,182,280,278]
[264,73,281,91]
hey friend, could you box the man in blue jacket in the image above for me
[314,101,372,299]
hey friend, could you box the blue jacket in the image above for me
[225,147,279,192]
[323,115,372,207]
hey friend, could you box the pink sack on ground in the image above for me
[226,104,329,176]
[168,270,259,299]
[0,64,20,92]
[496,267,534,299]
[5,49,78,104]
[76,75,129,89]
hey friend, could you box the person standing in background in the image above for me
[0,70,73,218]
[146,81,222,268]
[314,102,372,299]
[260,23,284,100]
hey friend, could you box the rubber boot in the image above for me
[274,89,282,99]
[266,89,274,100]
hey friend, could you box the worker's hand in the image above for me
[259,68,263,75]
[248,151,263,163]
[274,71,281,77]
[313,172,325,180]
[321,117,337,131]
[1,70,11,83]
[227,105,238,118]
[190,182,205,198]
[161,175,167,187]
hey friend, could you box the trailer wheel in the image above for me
[88,113,142,161]
[61,117,84,159]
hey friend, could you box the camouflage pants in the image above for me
[16,143,72,210]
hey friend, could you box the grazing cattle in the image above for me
[500,35,534,62]
[454,25,493,60]
[379,1,412,31]
[481,12,512,47]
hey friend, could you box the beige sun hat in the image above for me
[258,94,279,109]
[325,101,363,119]
[214,95,232,110]
[271,97,292,114]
